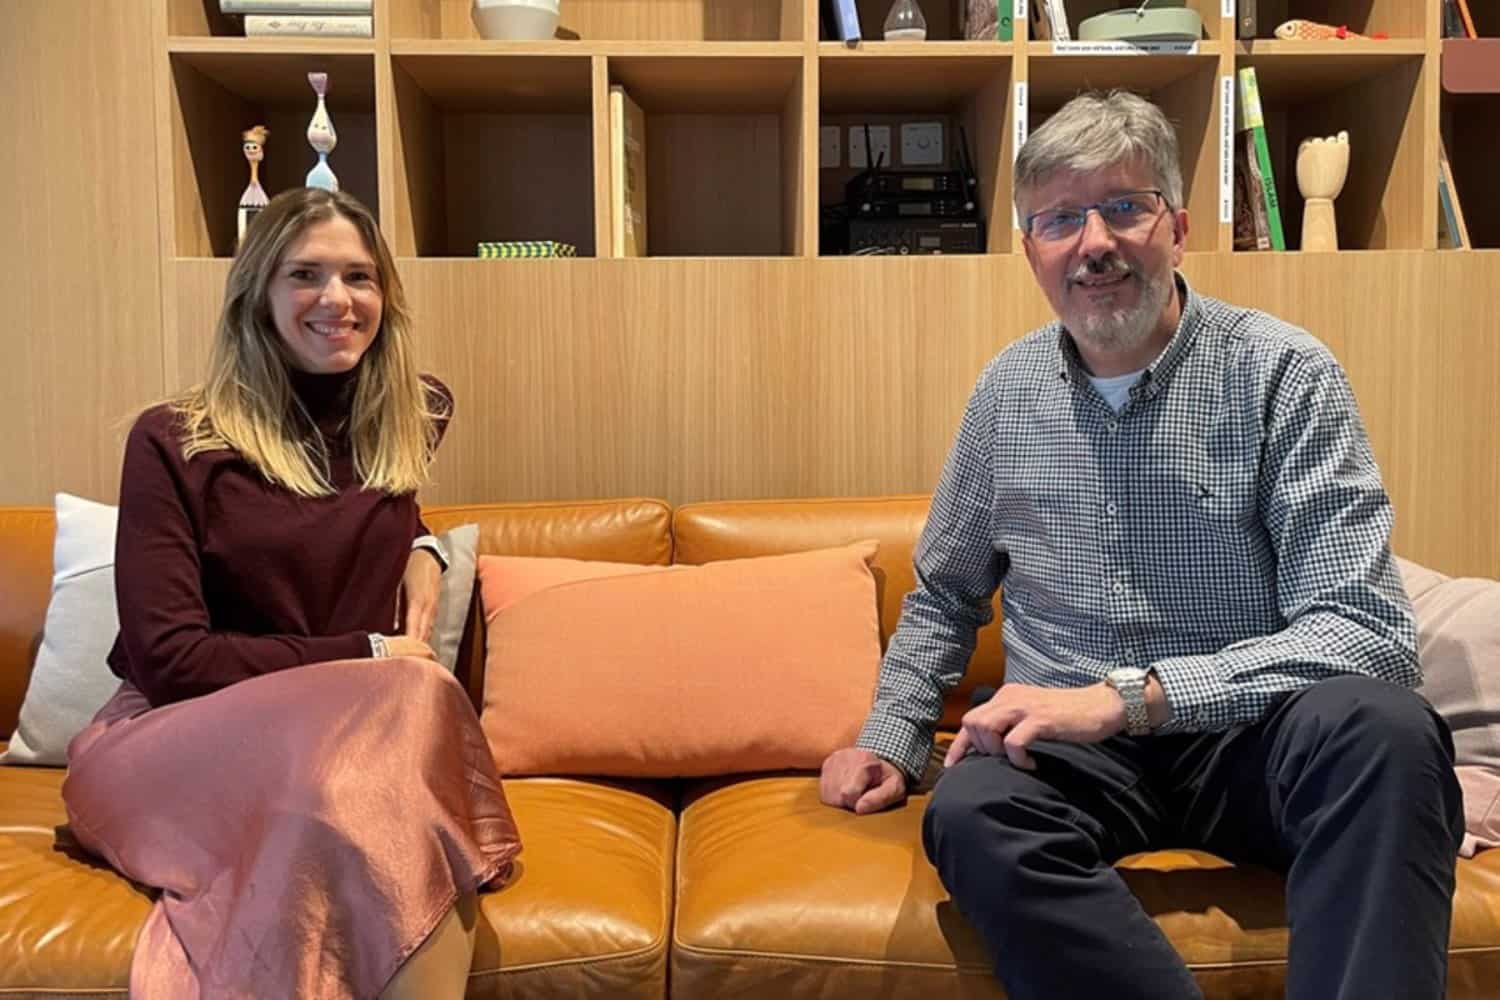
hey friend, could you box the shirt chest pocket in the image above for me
[1182,465,1261,547]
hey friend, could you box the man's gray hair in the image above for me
[1013,90,1184,217]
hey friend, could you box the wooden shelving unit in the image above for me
[92,1,1489,578]
[156,0,1480,259]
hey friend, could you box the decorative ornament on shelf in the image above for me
[1296,131,1349,252]
[471,0,561,40]
[1274,19,1387,41]
[237,125,269,248]
[1077,0,1204,44]
[884,0,928,40]
[305,72,339,192]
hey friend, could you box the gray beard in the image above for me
[1067,270,1172,355]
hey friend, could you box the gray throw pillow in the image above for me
[430,523,479,673]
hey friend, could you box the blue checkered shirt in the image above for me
[856,276,1419,781]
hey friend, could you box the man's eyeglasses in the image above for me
[1024,190,1169,243]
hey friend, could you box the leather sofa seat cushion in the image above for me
[671,776,1500,1000]
[0,763,144,996]
[469,777,676,1000]
[0,764,676,1000]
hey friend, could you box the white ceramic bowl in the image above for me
[472,0,561,41]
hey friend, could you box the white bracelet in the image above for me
[368,632,390,658]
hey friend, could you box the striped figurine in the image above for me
[305,72,339,192]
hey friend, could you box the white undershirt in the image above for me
[1087,368,1146,413]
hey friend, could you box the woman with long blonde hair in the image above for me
[61,187,520,999]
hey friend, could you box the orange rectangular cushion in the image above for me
[477,542,882,777]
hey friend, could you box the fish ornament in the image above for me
[1274,19,1388,41]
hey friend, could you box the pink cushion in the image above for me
[1396,556,1500,854]
[477,543,882,778]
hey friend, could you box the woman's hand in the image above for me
[384,634,440,662]
[399,548,444,643]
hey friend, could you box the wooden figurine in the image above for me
[305,72,339,192]
[237,125,270,248]
[1296,131,1349,252]
[1274,19,1387,40]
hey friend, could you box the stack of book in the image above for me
[1030,0,1071,41]
[477,242,578,259]
[1232,66,1286,252]
[1443,0,1478,38]
[220,0,374,39]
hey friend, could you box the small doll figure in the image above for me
[305,72,339,192]
[237,125,270,248]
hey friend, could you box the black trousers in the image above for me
[922,676,1464,1000]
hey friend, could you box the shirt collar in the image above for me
[1053,272,1202,398]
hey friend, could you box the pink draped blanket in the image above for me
[63,658,522,999]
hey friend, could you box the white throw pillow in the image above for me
[0,493,122,767]
[430,523,479,673]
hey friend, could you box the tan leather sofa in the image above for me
[2,497,1498,998]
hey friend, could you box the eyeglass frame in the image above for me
[1022,189,1172,243]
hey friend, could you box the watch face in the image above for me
[1109,667,1145,685]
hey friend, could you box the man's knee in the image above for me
[923,757,1054,868]
[1289,675,1452,762]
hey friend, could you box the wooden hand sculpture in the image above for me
[1296,131,1350,252]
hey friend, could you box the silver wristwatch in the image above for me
[1105,666,1152,736]
[368,632,390,658]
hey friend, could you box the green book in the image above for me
[1236,67,1286,251]
[964,0,1012,41]
[476,241,578,259]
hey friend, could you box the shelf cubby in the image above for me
[1239,0,1427,42]
[608,54,806,256]
[823,0,1001,43]
[1025,53,1220,252]
[388,52,596,258]
[1442,96,1499,249]
[1041,0,1225,42]
[168,0,241,38]
[817,49,1011,254]
[1442,36,1500,249]
[393,0,804,41]
[1234,49,1425,250]
[167,47,378,257]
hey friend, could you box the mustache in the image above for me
[1068,256,1133,283]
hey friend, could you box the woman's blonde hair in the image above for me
[173,187,446,497]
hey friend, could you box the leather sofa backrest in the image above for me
[422,499,674,710]
[0,508,56,738]
[0,496,1005,740]
[673,496,1006,728]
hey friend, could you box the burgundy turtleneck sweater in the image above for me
[107,370,451,707]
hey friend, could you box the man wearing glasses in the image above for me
[820,90,1462,998]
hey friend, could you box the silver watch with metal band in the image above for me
[368,632,390,658]
[1105,666,1152,736]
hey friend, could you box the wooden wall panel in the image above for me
[201,250,1486,579]
[0,0,164,506]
